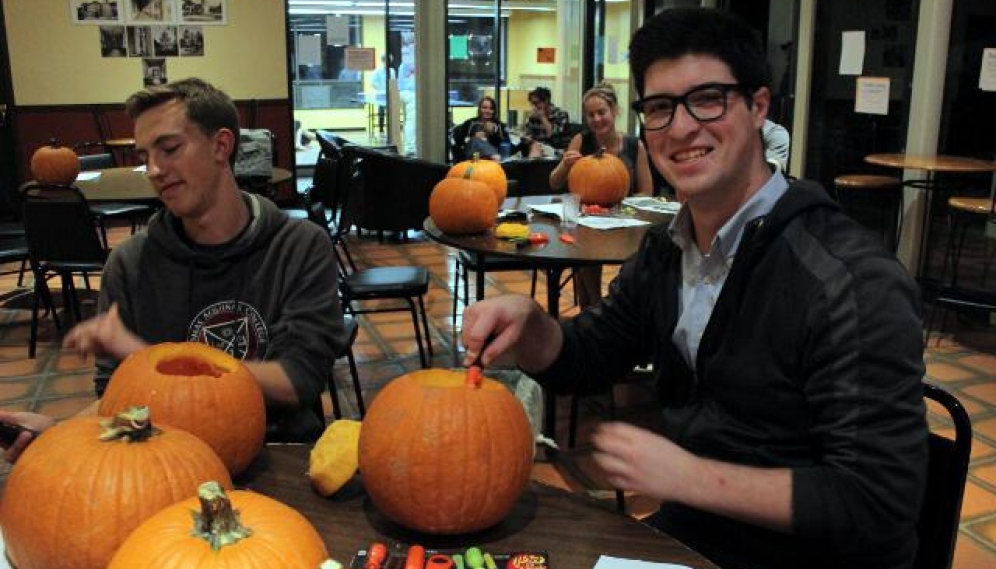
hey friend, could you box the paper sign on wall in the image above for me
[855,76,890,115]
[326,15,349,45]
[839,31,865,75]
[298,34,322,66]
[537,47,556,64]
[345,47,376,71]
[980,48,996,92]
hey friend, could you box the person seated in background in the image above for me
[518,86,570,158]
[451,96,511,161]
[549,82,653,307]
[0,78,348,463]
[762,118,790,171]
[462,8,926,569]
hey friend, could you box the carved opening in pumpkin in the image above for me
[156,357,226,377]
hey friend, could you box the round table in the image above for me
[864,153,996,279]
[71,166,293,202]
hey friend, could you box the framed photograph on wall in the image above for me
[180,0,226,25]
[71,1,123,25]
[143,58,167,86]
[126,0,177,25]
[152,26,179,56]
[178,26,205,56]
[99,25,127,57]
[127,26,154,57]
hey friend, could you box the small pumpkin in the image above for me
[30,140,80,185]
[429,176,498,235]
[567,147,631,206]
[107,481,329,569]
[359,368,534,534]
[448,153,508,206]
[98,342,266,476]
[0,407,232,569]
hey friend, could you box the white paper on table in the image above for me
[839,31,865,75]
[591,555,692,569]
[623,196,682,214]
[133,165,147,172]
[75,171,101,181]
[578,217,650,230]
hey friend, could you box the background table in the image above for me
[864,153,996,280]
[72,166,293,203]
[236,444,717,568]
[424,196,673,439]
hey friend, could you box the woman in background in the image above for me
[451,96,510,161]
[550,83,653,308]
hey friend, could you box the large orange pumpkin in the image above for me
[30,141,79,185]
[567,147,631,206]
[107,481,329,569]
[448,153,508,205]
[98,342,266,475]
[0,407,232,569]
[359,368,534,534]
[429,176,498,235]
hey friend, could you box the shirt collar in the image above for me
[668,171,789,258]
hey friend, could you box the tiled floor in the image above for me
[1,222,994,567]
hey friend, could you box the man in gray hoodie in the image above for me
[55,78,347,443]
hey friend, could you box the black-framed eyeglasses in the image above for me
[630,83,755,131]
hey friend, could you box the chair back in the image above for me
[915,382,972,569]
[501,158,561,197]
[20,184,107,267]
[78,153,115,171]
[350,146,447,233]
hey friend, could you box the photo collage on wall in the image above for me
[75,1,225,87]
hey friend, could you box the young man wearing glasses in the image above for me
[462,8,926,569]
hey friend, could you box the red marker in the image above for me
[365,542,387,569]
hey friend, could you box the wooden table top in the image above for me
[235,444,718,568]
[424,196,672,269]
[865,153,996,173]
[70,166,292,202]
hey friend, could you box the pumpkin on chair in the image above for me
[567,147,631,206]
[98,342,266,476]
[0,407,232,569]
[359,368,534,534]
[30,140,80,185]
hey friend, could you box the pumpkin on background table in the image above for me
[0,407,232,569]
[359,368,534,534]
[429,175,499,236]
[567,147,631,206]
[30,141,79,185]
[448,153,508,206]
[98,342,266,476]
[107,481,329,569]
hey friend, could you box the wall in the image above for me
[2,0,287,104]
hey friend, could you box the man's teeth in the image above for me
[674,149,709,161]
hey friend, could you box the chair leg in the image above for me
[407,298,428,368]
[418,295,433,359]
[17,259,27,288]
[347,347,365,417]
[29,275,41,359]
[327,373,344,421]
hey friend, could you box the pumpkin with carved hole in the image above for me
[359,368,534,534]
[448,153,508,206]
[0,407,232,569]
[429,175,498,235]
[30,141,79,185]
[107,481,329,569]
[567,147,631,206]
[98,342,266,475]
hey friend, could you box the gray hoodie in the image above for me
[95,192,346,441]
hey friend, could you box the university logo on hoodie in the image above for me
[188,300,270,361]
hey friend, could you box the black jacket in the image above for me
[537,180,927,569]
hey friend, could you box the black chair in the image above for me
[78,152,155,247]
[20,184,108,358]
[313,146,433,369]
[0,220,29,287]
[916,382,972,569]
[500,158,561,197]
[325,316,365,419]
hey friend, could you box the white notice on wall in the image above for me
[327,15,350,46]
[979,48,996,91]
[855,76,890,115]
[298,34,322,66]
[839,31,865,75]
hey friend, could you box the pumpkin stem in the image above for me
[192,481,253,551]
[463,154,480,179]
[595,146,607,158]
[98,406,162,442]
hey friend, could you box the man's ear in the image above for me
[213,128,237,165]
[752,86,771,129]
